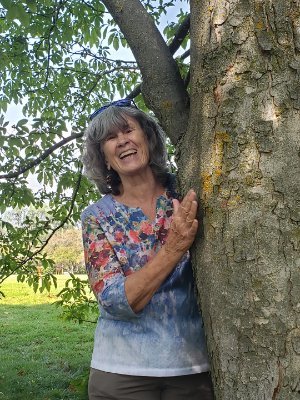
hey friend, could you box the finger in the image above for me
[189,219,199,237]
[172,199,180,214]
[180,191,197,220]
[179,192,193,217]
[181,189,195,208]
[187,200,198,221]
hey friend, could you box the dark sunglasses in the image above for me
[89,98,137,121]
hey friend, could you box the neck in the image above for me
[116,169,164,206]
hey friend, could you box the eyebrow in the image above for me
[103,122,130,138]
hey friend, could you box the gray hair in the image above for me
[82,105,169,195]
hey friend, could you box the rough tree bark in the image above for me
[177,0,300,399]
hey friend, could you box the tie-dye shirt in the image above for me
[81,192,209,376]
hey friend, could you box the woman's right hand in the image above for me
[124,190,199,313]
[164,189,199,256]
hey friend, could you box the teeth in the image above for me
[119,150,137,159]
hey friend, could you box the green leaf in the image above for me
[16,119,28,127]
[103,25,108,39]
[113,36,119,51]
[0,0,11,9]
[6,3,30,26]
[25,0,37,13]
[108,33,114,46]
[32,280,39,293]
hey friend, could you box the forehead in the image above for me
[103,114,141,138]
[123,115,140,127]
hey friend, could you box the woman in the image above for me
[81,99,213,400]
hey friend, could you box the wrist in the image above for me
[160,242,183,265]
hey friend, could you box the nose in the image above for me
[116,131,129,146]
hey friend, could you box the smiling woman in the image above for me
[102,116,150,180]
[82,103,168,197]
[80,100,213,400]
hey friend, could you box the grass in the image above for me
[0,275,95,400]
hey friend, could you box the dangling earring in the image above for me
[106,165,112,189]
[106,173,112,187]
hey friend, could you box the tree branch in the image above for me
[180,49,190,60]
[29,165,83,256]
[184,69,190,88]
[0,132,83,180]
[44,1,65,85]
[0,166,83,284]
[128,47,191,100]
[168,14,190,55]
[71,44,138,65]
[102,0,190,145]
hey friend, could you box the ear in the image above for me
[106,163,111,170]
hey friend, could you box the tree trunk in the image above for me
[178,1,300,398]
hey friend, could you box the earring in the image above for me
[106,169,113,189]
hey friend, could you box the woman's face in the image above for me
[101,116,150,180]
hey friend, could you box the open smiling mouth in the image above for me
[119,150,137,159]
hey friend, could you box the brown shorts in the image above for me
[88,368,214,400]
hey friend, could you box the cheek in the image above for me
[101,145,112,162]
[140,148,149,163]
[141,140,150,160]
[145,147,150,160]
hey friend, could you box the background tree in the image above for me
[1,0,300,398]
[45,227,84,273]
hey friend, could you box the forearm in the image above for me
[124,245,184,313]
[125,190,199,313]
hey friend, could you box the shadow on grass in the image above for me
[0,302,94,400]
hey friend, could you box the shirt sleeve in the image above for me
[82,214,140,320]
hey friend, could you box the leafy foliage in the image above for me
[56,274,98,323]
[0,0,190,319]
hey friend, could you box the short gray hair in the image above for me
[82,105,169,194]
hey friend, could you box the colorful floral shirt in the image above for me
[81,192,210,376]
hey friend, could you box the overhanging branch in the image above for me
[128,14,190,100]
[128,49,191,100]
[0,132,83,180]
[0,165,83,284]
[102,0,190,145]
[169,14,190,55]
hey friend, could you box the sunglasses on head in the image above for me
[89,98,138,121]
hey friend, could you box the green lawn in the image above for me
[0,275,96,400]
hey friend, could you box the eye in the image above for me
[125,127,133,133]
[105,133,116,141]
